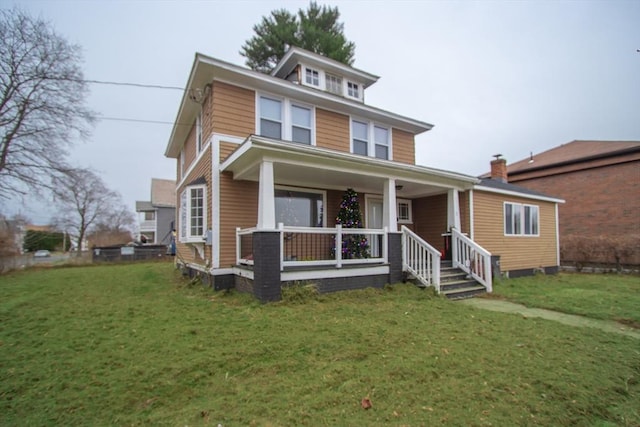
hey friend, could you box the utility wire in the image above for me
[83,79,184,91]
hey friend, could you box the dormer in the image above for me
[271,46,379,103]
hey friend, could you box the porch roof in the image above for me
[220,136,479,198]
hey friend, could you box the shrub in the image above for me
[561,234,640,271]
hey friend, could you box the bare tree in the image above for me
[51,169,123,253]
[0,8,95,198]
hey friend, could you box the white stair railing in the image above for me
[401,226,441,292]
[451,228,492,292]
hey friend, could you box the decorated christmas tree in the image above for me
[332,188,370,259]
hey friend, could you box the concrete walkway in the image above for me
[459,298,640,339]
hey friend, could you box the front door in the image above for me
[366,198,383,257]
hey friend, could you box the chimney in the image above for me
[490,154,508,183]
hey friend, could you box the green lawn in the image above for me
[491,273,640,325]
[1,264,638,426]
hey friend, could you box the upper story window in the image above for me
[504,202,539,236]
[144,211,156,221]
[351,120,368,156]
[374,126,390,160]
[291,104,312,145]
[179,148,185,180]
[257,93,315,145]
[347,82,360,99]
[179,184,207,242]
[351,119,392,160]
[326,73,342,95]
[196,111,203,154]
[259,96,282,139]
[305,68,319,86]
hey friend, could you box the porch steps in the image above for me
[407,260,486,300]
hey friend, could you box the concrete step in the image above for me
[442,284,486,300]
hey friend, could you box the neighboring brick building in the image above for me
[488,140,640,267]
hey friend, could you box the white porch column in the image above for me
[257,161,276,229]
[447,188,461,231]
[383,178,398,231]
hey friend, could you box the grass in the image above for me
[0,264,638,426]
[490,272,640,326]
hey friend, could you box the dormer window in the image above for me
[347,82,360,99]
[326,73,342,95]
[305,68,319,86]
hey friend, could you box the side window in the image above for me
[505,202,539,236]
[179,184,207,242]
[196,111,203,154]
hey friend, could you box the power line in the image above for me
[84,79,185,91]
[97,115,192,127]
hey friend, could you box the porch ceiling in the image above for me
[221,136,479,198]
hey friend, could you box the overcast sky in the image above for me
[4,0,640,225]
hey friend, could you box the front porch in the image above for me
[233,224,492,302]
[219,136,493,301]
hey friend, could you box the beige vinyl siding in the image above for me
[183,124,196,171]
[219,172,258,267]
[211,81,255,137]
[220,141,240,163]
[175,145,212,266]
[459,191,470,235]
[316,108,350,153]
[473,191,558,271]
[392,129,415,164]
[412,194,448,252]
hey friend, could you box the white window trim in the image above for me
[179,184,208,243]
[504,202,540,237]
[256,93,316,146]
[304,66,320,87]
[346,81,362,101]
[397,199,412,224]
[275,185,327,228]
[325,73,343,95]
[350,117,393,160]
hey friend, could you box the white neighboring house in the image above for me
[135,178,176,244]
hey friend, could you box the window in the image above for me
[179,148,185,179]
[257,94,315,145]
[326,73,342,95]
[196,111,203,154]
[275,188,324,227]
[505,202,539,236]
[291,104,312,144]
[180,184,207,242]
[347,82,360,99]
[259,96,282,139]
[351,119,392,160]
[144,211,156,221]
[397,199,412,223]
[374,125,390,160]
[305,68,319,86]
[352,120,368,156]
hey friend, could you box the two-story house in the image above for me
[165,47,563,302]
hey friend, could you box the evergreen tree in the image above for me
[241,2,355,74]
[332,188,370,259]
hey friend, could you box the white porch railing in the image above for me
[451,228,492,292]
[401,225,441,292]
[236,224,387,269]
